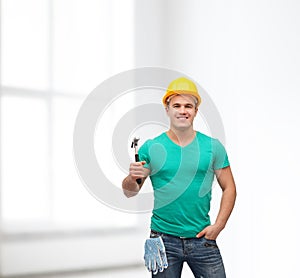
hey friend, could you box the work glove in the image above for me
[144,236,168,275]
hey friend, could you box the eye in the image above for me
[185,104,194,109]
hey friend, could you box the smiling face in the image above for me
[166,94,198,131]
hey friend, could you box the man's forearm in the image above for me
[122,175,141,198]
[214,186,236,229]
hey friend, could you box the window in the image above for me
[0,0,137,233]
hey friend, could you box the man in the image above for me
[122,77,236,277]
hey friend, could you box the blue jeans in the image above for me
[150,231,226,278]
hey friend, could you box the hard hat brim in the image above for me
[162,90,201,107]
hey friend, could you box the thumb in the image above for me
[196,229,206,238]
[140,161,146,165]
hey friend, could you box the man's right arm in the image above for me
[122,161,149,198]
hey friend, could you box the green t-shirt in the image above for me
[138,131,230,238]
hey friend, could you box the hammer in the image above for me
[131,137,142,185]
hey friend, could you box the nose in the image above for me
[179,105,186,114]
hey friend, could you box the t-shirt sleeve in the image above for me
[212,139,230,170]
[138,140,151,169]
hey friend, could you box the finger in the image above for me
[196,230,205,238]
[152,264,158,275]
[157,237,165,252]
[157,253,166,272]
[151,258,157,274]
[156,237,168,269]
[131,161,146,167]
[146,259,151,272]
[144,256,151,272]
[129,166,146,176]
[155,252,163,271]
[150,253,155,271]
[129,169,145,179]
[160,252,168,268]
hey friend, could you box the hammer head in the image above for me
[131,137,140,148]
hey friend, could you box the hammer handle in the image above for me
[135,154,142,185]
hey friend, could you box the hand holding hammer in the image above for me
[131,137,142,185]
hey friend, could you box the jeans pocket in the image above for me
[203,238,218,249]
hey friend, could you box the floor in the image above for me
[29,264,195,278]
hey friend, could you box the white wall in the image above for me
[1,0,300,277]
[134,0,300,277]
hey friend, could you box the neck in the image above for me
[167,127,196,146]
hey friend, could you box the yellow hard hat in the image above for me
[162,77,201,107]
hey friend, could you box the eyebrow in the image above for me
[172,102,194,106]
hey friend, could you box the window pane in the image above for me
[1,96,49,223]
[1,0,49,90]
[52,0,112,95]
[110,0,135,72]
[52,0,135,95]
[52,97,137,228]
